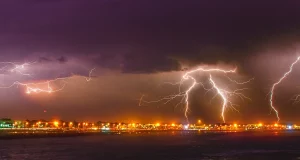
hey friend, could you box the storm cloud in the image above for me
[1,0,300,74]
[1,0,300,122]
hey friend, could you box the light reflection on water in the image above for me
[0,131,300,160]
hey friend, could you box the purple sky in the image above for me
[1,0,300,123]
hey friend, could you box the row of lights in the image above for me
[13,120,295,129]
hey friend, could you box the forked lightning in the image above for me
[140,67,253,122]
[0,61,96,94]
[269,56,300,122]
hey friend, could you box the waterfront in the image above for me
[2,118,299,132]
[1,130,300,160]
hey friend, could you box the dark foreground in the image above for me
[1,131,300,160]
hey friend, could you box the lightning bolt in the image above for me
[269,56,300,122]
[85,68,96,82]
[139,94,145,106]
[140,66,252,122]
[0,61,36,76]
[0,78,67,94]
[208,75,228,122]
[292,94,300,104]
[208,74,251,122]
[0,61,96,94]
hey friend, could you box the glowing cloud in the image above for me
[0,61,96,94]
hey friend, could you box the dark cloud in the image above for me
[121,53,181,73]
[2,0,300,122]
[57,56,67,63]
[1,0,300,74]
[38,57,52,63]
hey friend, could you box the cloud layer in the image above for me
[1,0,300,76]
[1,0,300,122]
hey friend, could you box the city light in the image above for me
[2,118,300,132]
[54,121,59,127]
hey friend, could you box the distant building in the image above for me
[0,118,13,128]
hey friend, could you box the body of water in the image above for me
[1,131,300,160]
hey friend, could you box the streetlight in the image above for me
[54,121,59,127]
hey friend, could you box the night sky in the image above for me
[1,0,300,123]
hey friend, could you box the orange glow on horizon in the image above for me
[54,121,59,127]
